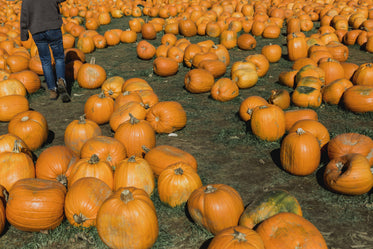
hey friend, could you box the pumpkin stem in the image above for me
[232,229,247,242]
[88,154,100,164]
[89,57,96,65]
[129,113,139,124]
[98,91,106,98]
[56,174,67,187]
[128,155,136,162]
[21,116,29,122]
[142,145,150,153]
[12,140,22,153]
[73,213,87,224]
[174,167,184,175]
[120,189,134,203]
[108,89,114,96]
[78,114,87,124]
[296,128,305,135]
[2,188,8,202]
[204,185,217,193]
[335,162,345,172]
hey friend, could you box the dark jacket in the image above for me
[20,0,66,41]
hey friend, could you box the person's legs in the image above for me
[46,29,71,102]
[46,29,65,82]
[33,31,57,92]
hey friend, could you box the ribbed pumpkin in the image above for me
[0,140,35,191]
[114,114,156,158]
[113,156,155,195]
[77,57,107,89]
[146,101,187,134]
[288,119,330,148]
[0,78,27,97]
[255,212,328,249]
[144,145,197,177]
[210,78,239,102]
[239,189,303,229]
[184,68,215,93]
[84,92,114,125]
[109,101,147,132]
[153,57,179,77]
[327,133,373,165]
[208,226,265,249]
[324,153,373,195]
[187,184,244,235]
[284,109,318,131]
[0,94,29,122]
[250,105,285,141]
[35,145,76,186]
[96,187,159,249]
[280,128,321,176]
[6,178,66,232]
[8,70,41,94]
[64,177,112,227]
[80,136,127,170]
[64,115,102,156]
[239,96,268,122]
[268,89,290,109]
[157,162,202,207]
[0,133,31,157]
[321,78,353,105]
[342,85,373,113]
[101,76,125,99]
[8,110,48,151]
[67,154,114,190]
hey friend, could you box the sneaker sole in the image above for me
[57,83,71,103]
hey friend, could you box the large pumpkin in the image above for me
[324,153,373,195]
[255,212,328,249]
[64,177,112,228]
[0,95,29,122]
[80,136,127,170]
[250,105,285,141]
[157,162,202,207]
[146,101,187,133]
[6,178,66,232]
[113,156,155,196]
[35,145,76,186]
[114,114,156,158]
[187,184,244,234]
[96,187,159,249]
[64,115,102,156]
[280,128,321,176]
[77,57,107,89]
[8,110,48,151]
[144,144,198,177]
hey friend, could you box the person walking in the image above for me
[20,0,71,102]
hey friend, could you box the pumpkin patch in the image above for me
[0,0,372,247]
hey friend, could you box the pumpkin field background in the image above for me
[0,2,373,248]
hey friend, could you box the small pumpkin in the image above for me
[77,57,107,89]
[84,92,114,125]
[184,68,215,93]
[210,78,239,102]
[239,96,268,122]
[153,57,179,77]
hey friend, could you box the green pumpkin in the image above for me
[239,189,302,229]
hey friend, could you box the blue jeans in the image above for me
[33,29,65,90]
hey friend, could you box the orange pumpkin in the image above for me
[255,212,327,249]
[6,178,66,232]
[77,57,107,89]
[187,184,244,235]
[64,177,112,228]
[96,187,159,249]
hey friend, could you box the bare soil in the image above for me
[0,17,372,249]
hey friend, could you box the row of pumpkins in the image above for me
[0,0,372,248]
